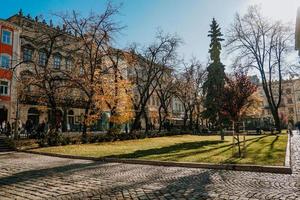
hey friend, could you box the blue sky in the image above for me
[0,0,299,65]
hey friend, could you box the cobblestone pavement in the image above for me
[0,133,300,200]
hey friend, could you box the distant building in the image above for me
[258,78,300,126]
[249,75,260,85]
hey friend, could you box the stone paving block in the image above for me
[0,133,300,199]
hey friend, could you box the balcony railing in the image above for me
[19,94,88,108]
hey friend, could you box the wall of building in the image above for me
[0,20,21,127]
[258,79,300,125]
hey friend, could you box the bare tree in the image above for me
[155,68,176,131]
[58,3,123,140]
[226,6,294,132]
[10,13,74,132]
[127,31,181,133]
[175,59,206,130]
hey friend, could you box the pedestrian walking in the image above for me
[288,122,293,137]
[6,121,11,137]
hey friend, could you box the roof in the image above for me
[0,18,22,31]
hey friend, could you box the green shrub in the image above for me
[38,139,48,147]
[4,138,16,150]
[61,136,71,146]
[81,133,88,144]
[49,131,64,146]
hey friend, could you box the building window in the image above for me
[286,88,292,94]
[79,66,84,75]
[1,30,12,45]
[0,81,9,96]
[65,59,72,70]
[288,107,294,114]
[53,54,61,69]
[287,98,293,104]
[297,95,300,102]
[38,51,47,66]
[23,47,33,62]
[0,54,11,68]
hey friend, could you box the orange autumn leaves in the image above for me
[91,62,134,126]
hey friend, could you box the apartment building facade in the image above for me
[0,19,21,127]
[2,12,88,131]
[1,11,186,132]
[258,79,300,126]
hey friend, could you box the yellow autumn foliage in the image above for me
[240,91,263,118]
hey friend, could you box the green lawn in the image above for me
[34,134,288,166]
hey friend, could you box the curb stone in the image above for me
[19,142,292,174]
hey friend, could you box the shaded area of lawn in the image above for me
[34,134,288,166]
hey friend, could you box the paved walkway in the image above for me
[0,132,300,200]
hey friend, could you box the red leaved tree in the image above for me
[221,72,258,156]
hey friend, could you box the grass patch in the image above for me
[34,134,288,166]
[5,138,39,150]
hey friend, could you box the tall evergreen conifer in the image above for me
[203,18,226,140]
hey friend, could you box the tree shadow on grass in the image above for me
[221,135,283,165]
[109,140,225,159]
[117,136,267,161]
[107,136,268,162]
[193,135,269,164]
[270,135,279,150]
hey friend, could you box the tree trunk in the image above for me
[144,111,149,133]
[234,122,241,157]
[62,108,67,132]
[220,127,224,141]
[82,106,89,143]
[183,110,188,130]
[158,106,163,132]
[49,108,57,131]
[131,110,143,132]
[189,109,193,130]
[272,109,281,134]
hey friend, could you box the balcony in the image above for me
[19,94,89,108]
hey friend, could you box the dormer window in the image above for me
[1,30,12,45]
